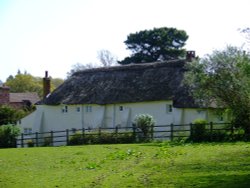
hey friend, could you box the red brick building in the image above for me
[0,86,40,109]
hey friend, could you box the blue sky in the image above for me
[0,0,249,81]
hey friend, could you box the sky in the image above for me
[0,0,249,81]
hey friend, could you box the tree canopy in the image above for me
[97,49,117,67]
[118,27,188,65]
[184,46,250,136]
[0,105,25,125]
[67,50,117,78]
[5,71,64,98]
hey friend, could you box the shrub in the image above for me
[43,137,53,146]
[27,139,34,147]
[116,132,135,143]
[0,106,16,125]
[134,114,155,142]
[68,131,85,145]
[189,119,208,142]
[0,105,27,126]
[0,124,20,148]
[208,131,227,142]
[68,131,135,145]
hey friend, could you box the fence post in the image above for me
[210,122,213,141]
[230,123,234,140]
[150,124,154,141]
[115,126,118,143]
[35,132,38,147]
[66,129,69,145]
[190,123,193,139]
[81,128,85,144]
[98,127,101,143]
[50,131,53,146]
[132,123,136,141]
[231,124,234,134]
[170,123,174,141]
[21,133,24,148]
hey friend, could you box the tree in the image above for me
[239,27,250,51]
[0,105,25,125]
[5,74,42,95]
[51,78,64,89]
[134,114,155,141]
[0,124,20,148]
[6,75,14,82]
[5,71,64,97]
[67,63,97,78]
[118,27,188,65]
[67,50,117,78]
[97,50,117,67]
[184,46,250,137]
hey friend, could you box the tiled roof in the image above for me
[9,92,40,104]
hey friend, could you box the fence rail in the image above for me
[16,122,241,147]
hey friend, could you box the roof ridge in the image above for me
[72,60,186,76]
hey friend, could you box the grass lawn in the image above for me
[0,142,250,188]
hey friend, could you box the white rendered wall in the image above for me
[19,101,228,133]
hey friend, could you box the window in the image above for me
[197,110,205,114]
[217,112,224,121]
[24,128,32,134]
[166,104,172,113]
[86,105,92,113]
[76,107,81,112]
[119,106,123,111]
[62,106,68,113]
[218,116,224,121]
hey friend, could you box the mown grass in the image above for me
[0,142,250,188]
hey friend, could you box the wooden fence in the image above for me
[16,122,240,147]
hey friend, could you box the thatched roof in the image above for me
[41,60,197,108]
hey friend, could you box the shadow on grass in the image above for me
[184,173,250,188]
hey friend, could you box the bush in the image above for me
[189,119,208,142]
[43,137,53,147]
[208,131,227,142]
[0,105,27,126]
[0,106,16,125]
[27,139,34,147]
[0,124,20,148]
[68,131,135,145]
[134,114,155,142]
[68,131,83,145]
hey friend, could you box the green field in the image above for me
[1,142,250,188]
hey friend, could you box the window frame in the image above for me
[166,104,173,113]
[86,105,92,113]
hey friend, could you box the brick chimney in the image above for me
[0,85,10,105]
[43,71,51,99]
[186,51,196,62]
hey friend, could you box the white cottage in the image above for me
[18,58,227,139]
